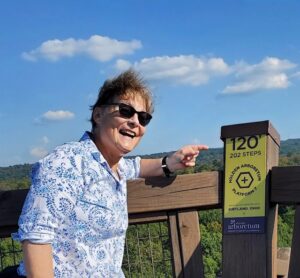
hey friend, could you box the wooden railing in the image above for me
[1,170,300,277]
[1,121,300,278]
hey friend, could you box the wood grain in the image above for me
[127,171,222,214]
[288,205,300,278]
[271,166,300,204]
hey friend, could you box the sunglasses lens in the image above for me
[118,103,152,126]
[119,104,135,118]
[138,113,152,126]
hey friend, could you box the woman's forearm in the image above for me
[22,241,54,278]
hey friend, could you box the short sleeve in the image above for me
[121,156,141,180]
[12,148,83,244]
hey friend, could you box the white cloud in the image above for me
[42,136,49,144]
[29,136,50,159]
[42,110,75,121]
[223,73,290,94]
[115,59,132,71]
[222,57,296,94]
[115,55,231,86]
[116,55,298,94]
[22,35,142,62]
[30,147,48,159]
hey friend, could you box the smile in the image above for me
[119,129,136,139]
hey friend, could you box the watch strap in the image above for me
[162,156,173,177]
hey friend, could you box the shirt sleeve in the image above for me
[12,147,82,244]
[122,156,141,180]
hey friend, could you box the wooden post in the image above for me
[288,205,300,278]
[168,210,204,278]
[221,121,280,278]
[168,211,184,278]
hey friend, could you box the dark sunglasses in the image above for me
[106,103,152,127]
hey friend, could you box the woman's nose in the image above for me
[128,113,139,127]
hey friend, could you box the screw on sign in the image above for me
[236,172,254,189]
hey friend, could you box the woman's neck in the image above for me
[90,131,121,173]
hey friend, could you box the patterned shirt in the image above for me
[13,132,141,278]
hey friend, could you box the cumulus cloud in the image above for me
[22,35,142,62]
[30,136,50,159]
[115,55,231,86]
[42,110,75,121]
[42,136,49,144]
[34,110,75,124]
[116,55,298,94]
[222,57,296,94]
[30,147,48,159]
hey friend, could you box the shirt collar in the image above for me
[79,131,106,164]
[79,132,126,174]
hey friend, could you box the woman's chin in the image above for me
[116,144,134,155]
[117,138,139,154]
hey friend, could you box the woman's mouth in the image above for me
[119,129,136,139]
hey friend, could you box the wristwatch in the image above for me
[161,156,173,177]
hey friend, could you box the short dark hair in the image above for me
[90,69,154,129]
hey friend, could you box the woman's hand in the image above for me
[139,144,208,178]
[167,144,209,172]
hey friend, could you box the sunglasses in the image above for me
[106,103,152,127]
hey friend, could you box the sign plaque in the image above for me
[224,135,267,234]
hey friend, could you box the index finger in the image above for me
[193,144,209,151]
[181,144,209,156]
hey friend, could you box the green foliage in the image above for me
[280,139,300,156]
[0,164,31,191]
[122,222,172,277]
[0,238,22,270]
[279,154,300,166]
[0,178,30,191]
[0,164,31,181]
[278,205,295,247]
[200,210,222,277]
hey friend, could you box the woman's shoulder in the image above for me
[34,140,87,173]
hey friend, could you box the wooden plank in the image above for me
[0,189,28,227]
[277,248,291,277]
[129,211,168,225]
[128,172,222,214]
[168,212,183,278]
[266,136,279,278]
[223,234,266,277]
[0,173,221,237]
[271,166,300,204]
[0,225,18,238]
[177,210,204,278]
[221,120,280,146]
[288,205,300,278]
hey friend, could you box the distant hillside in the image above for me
[0,164,32,181]
[1,138,300,190]
[280,138,300,155]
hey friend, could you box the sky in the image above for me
[1,0,300,166]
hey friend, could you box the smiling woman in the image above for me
[6,69,208,278]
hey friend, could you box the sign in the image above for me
[224,135,267,234]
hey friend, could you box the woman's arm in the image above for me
[22,240,54,278]
[139,144,208,178]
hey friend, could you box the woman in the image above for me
[10,70,208,277]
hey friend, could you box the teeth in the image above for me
[120,130,136,138]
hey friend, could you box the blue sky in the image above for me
[1,0,300,166]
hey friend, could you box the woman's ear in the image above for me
[93,107,103,125]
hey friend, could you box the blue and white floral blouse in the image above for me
[13,132,141,277]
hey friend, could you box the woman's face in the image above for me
[93,94,148,160]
